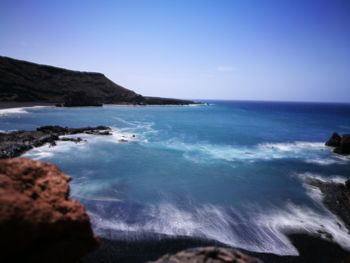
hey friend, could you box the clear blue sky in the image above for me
[1,0,350,102]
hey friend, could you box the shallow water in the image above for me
[2,101,350,255]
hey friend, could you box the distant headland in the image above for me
[0,56,196,106]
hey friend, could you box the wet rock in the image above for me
[150,246,263,263]
[60,137,84,143]
[0,158,98,263]
[325,133,350,155]
[0,125,112,159]
[306,178,350,231]
[325,132,342,147]
[333,136,350,155]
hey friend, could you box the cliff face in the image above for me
[0,56,194,105]
[0,158,98,263]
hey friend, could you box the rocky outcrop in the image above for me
[0,125,112,159]
[306,177,350,231]
[0,158,98,262]
[0,56,195,105]
[334,136,350,155]
[150,247,262,263]
[325,132,342,147]
[325,132,350,154]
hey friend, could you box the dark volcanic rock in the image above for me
[0,56,196,105]
[144,96,196,105]
[325,132,342,147]
[63,91,103,107]
[325,132,350,155]
[334,136,350,155]
[306,178,350,231]
[150,246,263,263]
[0,125,112,159]
[0,158,98,263]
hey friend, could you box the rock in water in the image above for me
[325,132,342,147]
[0,125,112,159]
[325,132,350,155]
[334,136,350,155]
[0,158,98,263]
[306,177,350,231]
[150,246,263,263]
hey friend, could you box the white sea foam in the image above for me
[0,106,49,117]
[88,202,350,255]
[156,140,346,165]
[297,172,347,184]
[22,128,139,160]
[304,158,340,165]
[0,107,29,116]
[296,172,348,206]
[22,140,88,160]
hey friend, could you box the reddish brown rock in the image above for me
[0,158,98,263]
[150,246,263,263]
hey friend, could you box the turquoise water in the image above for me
[1,101,350,255]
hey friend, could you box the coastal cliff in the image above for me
[0,56,195,106]
[0,158,98,263]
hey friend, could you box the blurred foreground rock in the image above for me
[0,158,98,263]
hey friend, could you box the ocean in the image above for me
[1,100,350,256]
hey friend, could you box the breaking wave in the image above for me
[0,106,48,117]
[22,128,139,160]
[88,201,350,256]
[153,140,347,165]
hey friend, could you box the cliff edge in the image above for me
[0,56,195,105]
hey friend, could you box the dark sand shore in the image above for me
[82,233,350,263]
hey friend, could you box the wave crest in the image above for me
[87,201,350,256]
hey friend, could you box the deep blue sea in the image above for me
[1,100,350,255]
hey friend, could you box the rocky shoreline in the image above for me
[0,125,112,159]
[305,177,350,232]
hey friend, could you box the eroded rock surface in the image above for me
[0,158,98,262]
